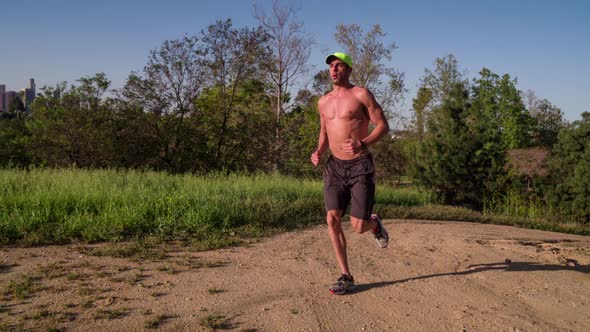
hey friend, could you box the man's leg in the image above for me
[349,167,377,235]
[326,209,350,276]
[327,209,356,295]
[350,216,377,234]
[351,215,389,248]
[348,155,389,248]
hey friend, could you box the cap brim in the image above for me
[325,55,338,64]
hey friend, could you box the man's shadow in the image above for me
[0,263,18,274]
[354,260,589,293]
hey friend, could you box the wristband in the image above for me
[360,141,367,151]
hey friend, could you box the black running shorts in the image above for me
[323,153,375,220]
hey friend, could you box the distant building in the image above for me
[4,91,20,110]
[0,78,36,113]
[21,78,36,111]
[0,84,5,112]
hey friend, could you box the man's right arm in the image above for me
[311,98,329,166]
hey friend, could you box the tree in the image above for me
[7,95,26,120]
[312,69,331,96]
[26,74,117,167]
[413,82,506,209]
[520,89,565,147]
[506,147,550,192]
[496,73,532,148]
[281,90,321,177]
[521,89,540,114]
[197,79,274,172]
[411,87,433,142]
[371,136,409,184]
[119,35,207,172]
[420,54,467,108]
[334,24,406,121]
[254,0,313,169]
[198,19,273,171]
[76,72,110,110]
[529,98,565,147]
[414,54,466,137]
[547,112,590,223]
[472,68,532,149]
[109,99,162,169]
[0,101,30,166]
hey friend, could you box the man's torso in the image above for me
[320,87,370,160]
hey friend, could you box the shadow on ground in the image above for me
[354,260,589,293]
[0,264,18,273]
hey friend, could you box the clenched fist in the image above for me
[342,138,363,155]
[310,150,321,167]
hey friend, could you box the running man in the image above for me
[310,52,390,295]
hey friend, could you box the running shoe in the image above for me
[329,274,355,295]
[371,214,389,248]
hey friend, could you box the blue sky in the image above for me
[1,0,588,121]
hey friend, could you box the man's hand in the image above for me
[310,150,321,167]
[342,138,363,155]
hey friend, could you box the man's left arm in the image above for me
[360,88,390,147]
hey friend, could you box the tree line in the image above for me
[0,6,588,223]
[409,54,588,223]
[0,13,405,177]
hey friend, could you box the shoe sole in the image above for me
[373,215,389,248]
[329,285,356,295]
[376,232,389,248]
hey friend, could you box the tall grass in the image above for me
[483,191,548,219]
[482,190,589,235]
[0,168,430,245]
[3,169,585,246]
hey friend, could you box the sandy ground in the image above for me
[1,219,589,332]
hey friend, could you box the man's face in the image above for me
[329,60,351,83]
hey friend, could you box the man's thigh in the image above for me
[349,158,375,220]
[350,180,375,220]
[324,182,350,213]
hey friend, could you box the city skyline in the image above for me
[1,0,588,121]
[0,79,36,95]
[0,79,36,113]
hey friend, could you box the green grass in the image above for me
[482,191,590,235]
[384,204,589,236]
[145,314,177,329]
[201,314,231,330]
[78,238,168,260]
[0,169,326,244]
[93,308,129,320]
[207,288,224,294]
[4,274,37,299]
[1,168,586,247]
[0,168,429,245]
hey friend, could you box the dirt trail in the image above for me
[1,220,589,331]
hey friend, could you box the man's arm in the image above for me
[359,88,390,147]
[343,88,390,155]
[311,98,329,166]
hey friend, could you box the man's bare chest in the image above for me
[322,97,367,121]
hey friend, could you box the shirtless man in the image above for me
[311,52,390,295]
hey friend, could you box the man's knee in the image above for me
[350,216,368,234]
[326,211,342,229]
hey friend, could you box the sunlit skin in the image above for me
[310,58,390,276]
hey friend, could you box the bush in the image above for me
[546,112,590,224]
[412,83,506,210]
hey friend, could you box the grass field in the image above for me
[1,168,587,246]
[0,168,433,245]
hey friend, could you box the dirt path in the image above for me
[1,220,589,331]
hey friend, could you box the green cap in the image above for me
[325,52,353,68]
